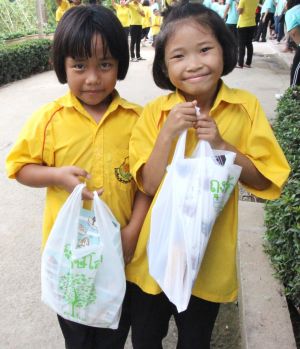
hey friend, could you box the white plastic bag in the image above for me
[148,130,241,312]
[41,183,126,328]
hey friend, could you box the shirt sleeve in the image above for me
[6,104,55,179]
[238,0,244,9]
[241,97,290,200]
[129,101,161,193]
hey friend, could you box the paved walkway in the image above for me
[0,40,294,348]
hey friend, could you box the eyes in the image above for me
[170,47,213,60]
[70,60,115,72]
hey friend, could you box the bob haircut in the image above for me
[53,5,129,83]
[153,2,238,91]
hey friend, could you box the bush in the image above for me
[0,39,52,86]
[264,86,300,310]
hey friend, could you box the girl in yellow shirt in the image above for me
[127,2,290,348]
[6,5,150,349]
[141,0,152,43]
[55,0,81,22]
[112,0,131,38]
[150,8,162,47]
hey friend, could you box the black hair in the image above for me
[286,0,300,9]
[153,1,237,91]
[143,0,150,6]
[53,5,129,83]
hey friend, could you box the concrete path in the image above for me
[0,41,293,348]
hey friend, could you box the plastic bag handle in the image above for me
[93,192,124,267]
[172,130,188,163]
[192,140,214,159]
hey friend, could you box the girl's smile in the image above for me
[164,20,223,106]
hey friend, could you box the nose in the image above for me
[85,68,101,85]
[186,54,202,71]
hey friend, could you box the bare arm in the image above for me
[219,143,270,190]
[195,114,271,191]
[262,9,269,22]
[141,101,198,196]
[121,191,152,263]
[16,164,102,200]
[223,3,230,19]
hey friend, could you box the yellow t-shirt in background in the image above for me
[55,0,71,22]
[142,6,152,29]
[127,82,290,303]
[151,14,162,36]
[237,0,258,27]
[128,2,144,25]
[114,3,130,27]
[6,90,142,248]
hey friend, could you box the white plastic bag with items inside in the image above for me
[148,129,242,312]
[41,183,126,328]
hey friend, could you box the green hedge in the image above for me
[0,39,52,86]
[264,86,300,310]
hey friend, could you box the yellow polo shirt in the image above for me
[237,0,258,28]
[114,4,130,28]
[6,90,142,248]
[128,2,144,26]
[127,81,290,303]
[55,0,71,22]
[151,14,162,36]
[142,6,152,29]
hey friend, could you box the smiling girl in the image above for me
[126,2,290,348]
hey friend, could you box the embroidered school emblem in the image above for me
[114,157,133,184]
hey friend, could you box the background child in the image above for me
[285,3,300,86]
[6,5,150,349]
[127,2,290,348]
[55,0,81,23]
[125,0,146,61]
[141,0,152,44]
[112,0,131,38]
[150,8,162,47]
[236,0,257,68]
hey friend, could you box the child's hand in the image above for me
[121,225,138,264]
[56,166,103,200]
[194,111,226,149]
[161,101,198,140]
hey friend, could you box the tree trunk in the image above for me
[36,0,46,37]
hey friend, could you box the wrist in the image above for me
[51,167,62,186]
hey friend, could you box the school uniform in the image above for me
[56,0,71,22]
[274,0,286,42]
[291,45,300,87]
[6,90,141,246]
[6,90,142,348]
[225,0,238,38]
[128,2,144,59]
[142,6,152,40]
[254,0,276,41]
[127,81,290,347]
[237,0,258,66]
[114,4,130,37]
[150,14,162,46]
